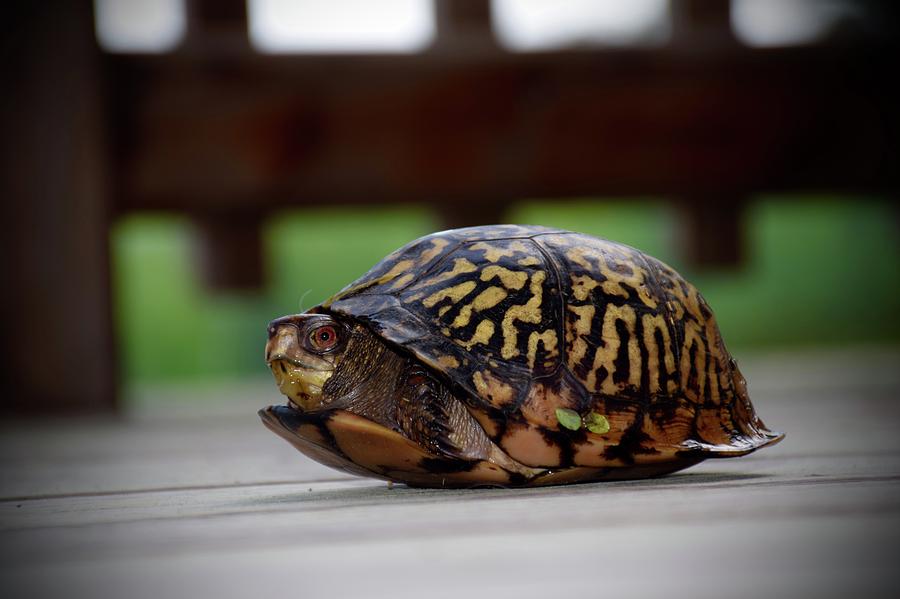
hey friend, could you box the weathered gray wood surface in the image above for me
[2,349,899,598]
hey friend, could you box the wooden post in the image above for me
[670,0,737,49]
[182,0,250,55]
[433,0,496,52]
[677,196,746,268]
[193,212,265,292]
[181,0,266,292]
[0,1,117,412]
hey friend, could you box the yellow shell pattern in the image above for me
[324,225,782,473]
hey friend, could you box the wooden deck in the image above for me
[2,348,899,598]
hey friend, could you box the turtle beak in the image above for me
[265,315,304,364]
[266,325,298,365]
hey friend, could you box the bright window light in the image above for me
[94,0,186,53]
[491,0,670,51]
[248,0,436,54]
[731,0,865,47]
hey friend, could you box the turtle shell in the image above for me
[321,225,782,473]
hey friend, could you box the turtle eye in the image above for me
[308,325,339,352]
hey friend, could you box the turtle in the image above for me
[260,225,783,487]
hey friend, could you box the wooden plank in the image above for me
[1,349,898,598]
[1,481,897,598]
[1,349,897,498]
[108,45,899,212]
[2,453,898,533]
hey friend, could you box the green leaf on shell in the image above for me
[584,412,610,434]
[555,408,582,431]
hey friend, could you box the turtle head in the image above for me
[265,313,348,411]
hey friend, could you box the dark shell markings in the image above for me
[260,225,783,487]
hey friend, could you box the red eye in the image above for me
[309,325,338,351]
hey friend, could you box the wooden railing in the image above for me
[2,0,897,412]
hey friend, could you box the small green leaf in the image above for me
[584,412,610,434]
[555,408,582,431]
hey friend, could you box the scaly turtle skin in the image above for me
[260,225,783,487]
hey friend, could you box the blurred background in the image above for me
[1,0,898,412]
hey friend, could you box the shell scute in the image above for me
[331,234,566,410]
[536,233,675,401]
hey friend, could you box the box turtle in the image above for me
[260,225,783,487]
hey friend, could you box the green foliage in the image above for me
[513,196,900,348]
[555,408,583,431]
[584,412,610,434]
[112,207,435,383]
[112,197,899,385]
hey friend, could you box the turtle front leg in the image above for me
[394,364,479,459]
[395,364,538,478]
